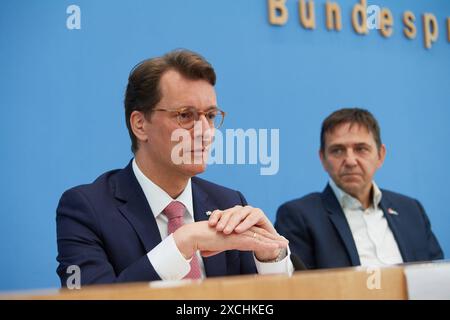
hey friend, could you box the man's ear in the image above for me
[377,144,387,168]
[130,111,149,144]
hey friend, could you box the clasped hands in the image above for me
[173,205,288,262]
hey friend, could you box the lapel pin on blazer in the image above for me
[388,208,399,215]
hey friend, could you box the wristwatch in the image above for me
[259,248,288,263]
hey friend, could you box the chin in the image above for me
[340,176,362,185]
[340,182,362,195]
[176,149,212,176]
[179,163,207,177]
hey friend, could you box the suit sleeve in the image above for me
[56,188,161,287]
[275,203,316,269]
[416,200,444,260]
[235,191,258,275]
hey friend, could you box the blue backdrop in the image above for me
[1,0,449,291]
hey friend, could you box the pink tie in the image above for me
[163,201,202,280]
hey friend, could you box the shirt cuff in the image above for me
[254,246,294,276]
[147,234,192,281]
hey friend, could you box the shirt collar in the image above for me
[132,158,194,219]
[329,178,382,210]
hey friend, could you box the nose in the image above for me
[343,149,358,167]
[192,114,214,146]
[199,114,211,131]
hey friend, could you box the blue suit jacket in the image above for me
[56,161,257,286]
[275,184,443,269]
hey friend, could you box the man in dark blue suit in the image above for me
[57,50,291,287]
[275,108,443,270]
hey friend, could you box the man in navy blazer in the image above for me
[57,50,291,287]
[275,108,443,270]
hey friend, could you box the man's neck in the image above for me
[134,153,189,199]
[354,186,373,210]
[332,179,374,210]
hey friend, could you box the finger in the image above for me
[242,235,282,252]
[243,227,289,247]
[234,209,268,233]
[226,232,278,252]
[208,210,222,227]
[247,226,284,241]
[250,227,289,248]
[216,206,242,232]
[202,228,284,254]
[222,206,253,234]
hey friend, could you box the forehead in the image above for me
[324,122,376,146]
[158,69,217,108]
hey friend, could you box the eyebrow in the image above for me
[354,143,372,148]
[181,105,218,111]
[327,142,372,149]
[327,144,345,150]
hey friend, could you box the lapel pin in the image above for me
[388,208,399,215]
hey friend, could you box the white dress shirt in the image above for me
[329,179,404,267]
[132,159,293,280]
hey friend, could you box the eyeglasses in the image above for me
[153,106,226,130]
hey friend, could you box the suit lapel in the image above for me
[379,194,412,262]
[113,161,162,253]
[112,165,230,277]
[322,185,361,266]
[192,178,227,277]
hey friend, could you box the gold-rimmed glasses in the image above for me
[153,106,226,129]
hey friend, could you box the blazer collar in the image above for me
[113,160,162,252]
[322,184,361,266]
[379,195,412,262]
[112,161,228,276]
[191,177,228,277]
[323,183,413,264]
